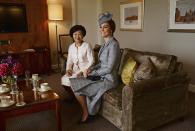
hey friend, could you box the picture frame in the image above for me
[168,0,195,32]
[120,0,144,31]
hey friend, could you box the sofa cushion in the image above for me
[121,57,137,85]
[100,100,122,130]
[118,48,177,76]
[103,84,124,110]
[118,49,129,75]
[134,57,156,82]
[149,55,177,75]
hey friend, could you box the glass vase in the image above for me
[2,76,15,85]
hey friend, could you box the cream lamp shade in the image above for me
[48,4,63,20]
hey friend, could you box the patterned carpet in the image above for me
[6,73,195,131]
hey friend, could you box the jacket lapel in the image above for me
[98,37,113,58]
[98,44,105,58]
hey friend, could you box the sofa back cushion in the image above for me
[118,48,177,76]
[121,57,137,85]
[134,57,156,82]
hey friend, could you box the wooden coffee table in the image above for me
[0,80,62,131]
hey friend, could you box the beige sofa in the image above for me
[59,39,190,130]
[99,48,190,131]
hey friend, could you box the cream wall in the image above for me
[101,0,195,84]
[48,0,195,84]
[74,0,100,46]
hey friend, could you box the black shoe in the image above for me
[78,115,96,124]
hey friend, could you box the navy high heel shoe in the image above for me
[79,115,96,124]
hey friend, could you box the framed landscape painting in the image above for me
[120,0,144,31]
[168,0,195,32]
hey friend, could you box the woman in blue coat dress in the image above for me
[70,12,121,122]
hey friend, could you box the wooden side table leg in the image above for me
[0,115,6,131]
[55,100,62,131]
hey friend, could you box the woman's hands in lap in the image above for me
[83,69,92,78]
[66,69,73,77]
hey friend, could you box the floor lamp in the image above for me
[48,4,63,70]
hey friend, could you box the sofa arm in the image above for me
[122,72,190,131]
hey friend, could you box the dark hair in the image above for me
[106,19,116,34]
[69,25,86,38]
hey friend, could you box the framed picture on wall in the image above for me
[120,0,144,31]
[168,0,195,32]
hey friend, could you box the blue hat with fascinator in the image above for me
[98,12,113,26]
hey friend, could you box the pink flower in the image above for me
[12,63,23,76]
[0,56,23,78]
[0,63,9,77]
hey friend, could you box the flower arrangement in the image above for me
[0,56,23,84]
